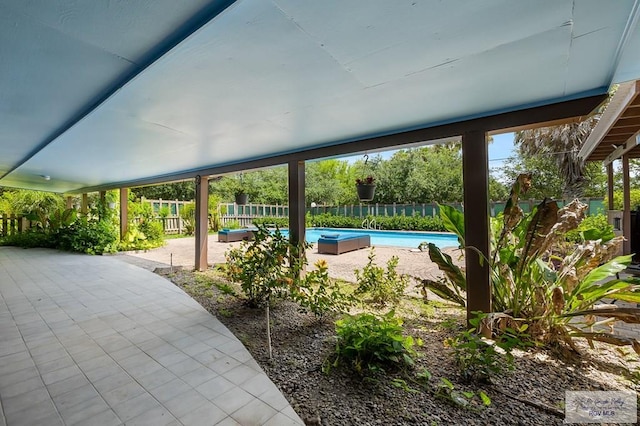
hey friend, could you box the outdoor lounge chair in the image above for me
[217,228,254,242]
[317,233,371,255]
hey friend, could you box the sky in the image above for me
[489,132,516,170]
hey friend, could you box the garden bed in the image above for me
[157,268,640,426]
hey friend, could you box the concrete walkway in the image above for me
[0,247,303,426]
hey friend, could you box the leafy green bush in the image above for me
[295,260,355,317]
[0,189,64,228]
[0,230,54,248]
[250,214,446,231]
[312,213,445,231]
[180,202,196,235]
[354,249,408,305]
[607,188,640,211]
[445,328,514,382]
[564,213,614,243]
[331,311,419,373]
[119,221,164,251]
[56,219,119,255]
[225,225,304,307]
[225,226,353,316]
[252,216,289,228]
[157,206,171,218]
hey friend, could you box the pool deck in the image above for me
[119,234,448,284]
[0,247,303,426]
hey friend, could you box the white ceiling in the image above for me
[1,0,639,193]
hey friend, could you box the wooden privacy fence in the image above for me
[306,198,605,219]
[142,198,605,232]
[0,214,31,236]
[221,203,289,227]
[144,198,191,234]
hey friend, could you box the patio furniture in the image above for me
[217,228,254,242]
[317,233,371,255]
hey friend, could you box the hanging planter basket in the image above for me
[356,184,376,202]
[235,193,249,205]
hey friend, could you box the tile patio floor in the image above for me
[0,247,304,426]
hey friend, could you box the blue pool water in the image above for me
[279,227,458,249]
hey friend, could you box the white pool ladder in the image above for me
[362,218,377,229]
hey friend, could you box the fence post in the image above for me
[176,201,182,234]
[2,213,6,237]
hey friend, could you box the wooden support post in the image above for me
[66,196,73,209]
[99,191,106,220]
[195,175,209,271]
[288,160,306,271]
[81,193,88,215]
[607,163,614,211]
[622,155,631,255]
[2,213,6,237]
[462,130,492,336]
[120,188,128,241]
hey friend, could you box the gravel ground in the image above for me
[115,234,450,291]
[120,237,640,425]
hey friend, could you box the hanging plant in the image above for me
[234,173,248,205]
[235,191,248,205]
[356,175,376,202]
[356,154,376,202]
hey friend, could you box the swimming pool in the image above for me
[280,227,459,249]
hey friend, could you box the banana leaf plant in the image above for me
[422,173,640,354]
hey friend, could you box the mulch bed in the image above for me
[157,268,640,426]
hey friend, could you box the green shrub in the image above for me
[157,206,171,218]
[180,203,196,235]
[445,327,514,382]
[225,225,353,316]
[56,219,119,254]
[252,216,289,228]
[138,219,164,243]
[0,230,54,248]
[564,213,614,243]
[249,214,446,231]
[225,225,305,307]
[119,221,164,251]
[354,249,408,306]
[607,188,640,211]
[296,260,355,317]
[312,213,445,231]
[332,311,419,373]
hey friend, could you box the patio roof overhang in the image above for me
[578,81,640,166]
[1,0,640,194]
[578,80,640,165]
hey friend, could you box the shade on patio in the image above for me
[2,0,640,332]
[1,0,639,193]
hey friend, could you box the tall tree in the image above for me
[132,181,194,200]
[374,145,463,203]
[515,114,602,198]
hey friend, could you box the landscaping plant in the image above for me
[354,249,409,306]
[423,173,640,353]
[295,259,356,318]
[226,225,353,314]
[225,224,354,355]
[330,311,419,374]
